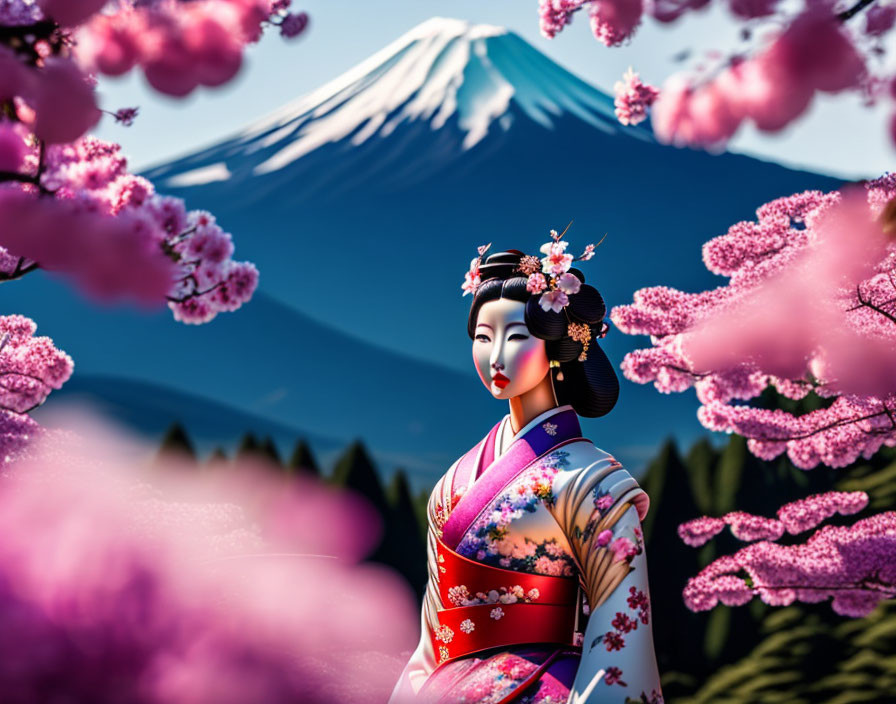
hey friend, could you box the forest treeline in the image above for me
[156,425,896,704]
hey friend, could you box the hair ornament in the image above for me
[461,223,607,361]
[531,223,604,315]
[567,322,591,362]
[461,242,492,296]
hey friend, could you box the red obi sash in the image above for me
[429,536,580,667]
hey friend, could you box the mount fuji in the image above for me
[9,18,843,486]
[141,17,840,371]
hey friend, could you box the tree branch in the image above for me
[838,0,877,21]
[0,258,39,282]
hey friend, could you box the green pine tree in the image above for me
[286,439,320,476]
[156,422,197,463]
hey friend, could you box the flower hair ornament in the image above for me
[461,223,609,363]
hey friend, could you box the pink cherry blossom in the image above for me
[683,511,896,617]
[72,0,308,98]
[0,315,73,418]
[540,240,574,276]
[556,272,582,295]
[597,529,613,547]
[539,289,569,313]
[0,121,27,172]
[527,272,548,293]
[280,11,309,38]
[588,0,643,46]
[37,0,106,27]
[611,175,896,471]
[609,536,637,561]
[677,516,725,547]
[614,67,658,126]
[27,57,102,144]
[538,0,587,38]
[535,0,891,149]
[866,4,896,36]
[0,409,417,701]
[462,269,481,296]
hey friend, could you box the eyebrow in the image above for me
[506,322,527,329]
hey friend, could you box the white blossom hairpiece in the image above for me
[460,224,607,361]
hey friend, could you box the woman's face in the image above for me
[473,298,551,400]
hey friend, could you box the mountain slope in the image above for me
[140,17,841,377]
[11,17,844,486]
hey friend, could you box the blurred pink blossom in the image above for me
[612,175,896,470]
[588,0,643,46]
[0,406,417,703]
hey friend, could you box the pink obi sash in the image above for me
[428,536,580,667]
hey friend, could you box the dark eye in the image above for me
[475,334,491,343]
[508,333,529,341]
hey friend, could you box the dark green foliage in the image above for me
[259,435,282,467]
[235,432,261,459]
[639,432,896,703]
[330,439,389,511]
[385,469,428,596]
[204,446,229,466]
[154,424,895,702]
[331,444,427,596]
[234,432,282,469]
[286,439,320,476]
[156,422,197,462]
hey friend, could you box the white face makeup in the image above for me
[472,298,551,400]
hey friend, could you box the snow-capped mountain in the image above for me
[19,17,842,485]
[156,17,646,193]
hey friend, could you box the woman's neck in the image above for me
[507,371,559,435]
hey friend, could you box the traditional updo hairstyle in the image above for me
[467,249,619,417]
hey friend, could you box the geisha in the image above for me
[388,230,663,704]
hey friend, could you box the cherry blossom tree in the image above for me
[538,0,896,149]
[610,173,896,615]
[0,0,308,462]
[678,492,895,618]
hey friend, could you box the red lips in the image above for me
[492,372,510,389]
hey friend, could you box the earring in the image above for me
[550,359,564,382]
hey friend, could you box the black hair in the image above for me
[467,249,619,418]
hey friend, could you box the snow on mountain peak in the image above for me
[234,18,627,176]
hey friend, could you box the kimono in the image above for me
[388,404,663,704]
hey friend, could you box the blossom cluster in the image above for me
[74,0,309,97]
[681,511,896,617]
[0,419,417,702]
[0,136,258,323]
[610,175,896,470]
[538,0,641,47]
[613,67,658,126]
[537,0,896,150]
[0,315,73,416]
[462,229,596,320]
[678,491,870,547]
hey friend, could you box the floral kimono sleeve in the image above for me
[550,459,664,704]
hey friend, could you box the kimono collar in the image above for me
[443,405,583,549]
[495,404,578,462]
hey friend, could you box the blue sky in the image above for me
[91,0,894,180]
